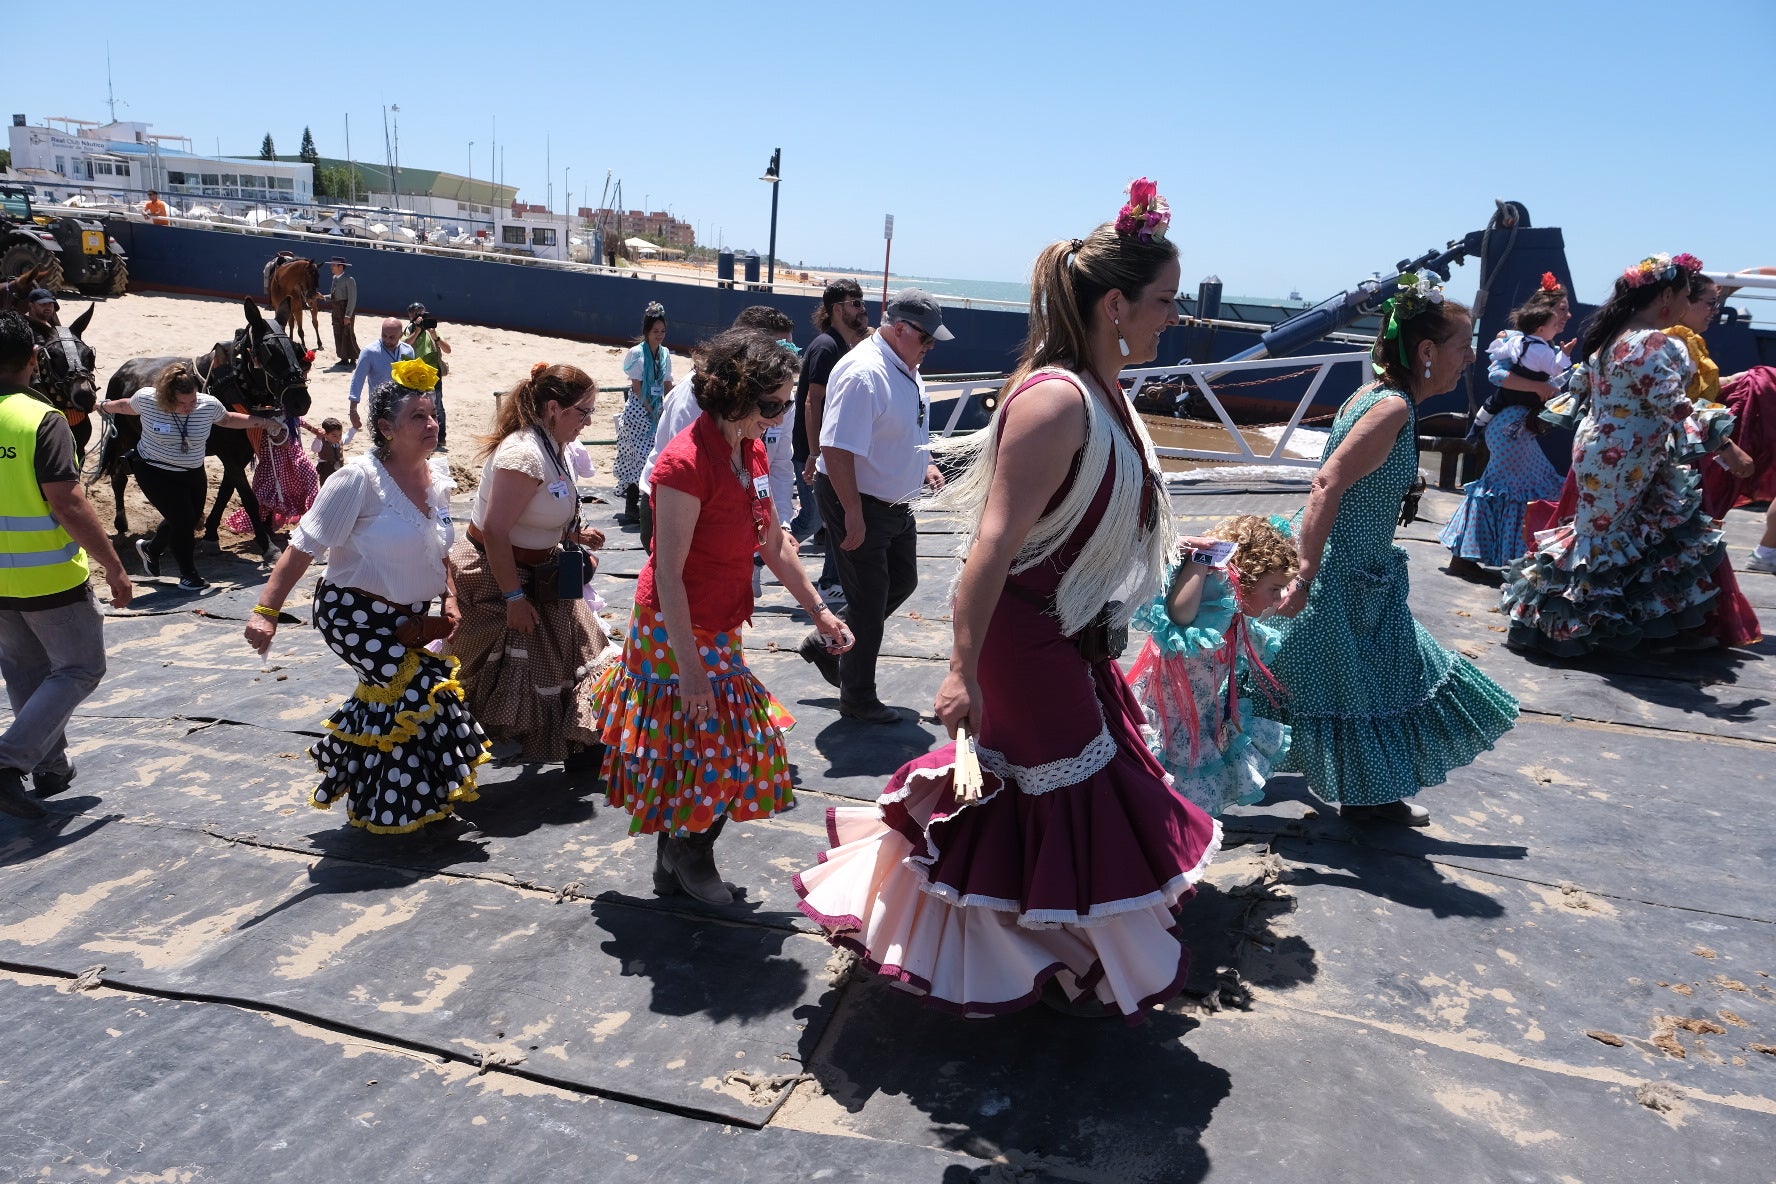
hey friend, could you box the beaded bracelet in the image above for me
[252,604,281,620]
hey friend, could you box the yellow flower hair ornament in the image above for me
[390,358,440,391]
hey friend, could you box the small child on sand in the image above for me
[1128,514,1297,817]
[304,417,356,484]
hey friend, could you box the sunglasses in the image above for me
[564,402,596,420]
[755,397,791,419]
[837,298,866,310]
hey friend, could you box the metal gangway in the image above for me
[925,349,1377,470]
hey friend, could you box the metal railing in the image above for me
[927,350,1377,468]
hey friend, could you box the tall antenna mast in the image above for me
[106,45,119,122]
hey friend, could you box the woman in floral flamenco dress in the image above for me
[1504,254,1730,655]
[797,181,1222,1020]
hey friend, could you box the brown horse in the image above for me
[0,262,57,315]
[263,252,322,351]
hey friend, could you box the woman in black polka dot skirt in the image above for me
[246,363,492,833]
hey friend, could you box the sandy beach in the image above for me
[73,290,633,552]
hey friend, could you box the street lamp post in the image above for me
[468,141,474,180]
[760,149,781,287]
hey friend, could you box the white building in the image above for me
[7,115,313,204]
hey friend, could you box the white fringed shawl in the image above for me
[930,367,1174,635]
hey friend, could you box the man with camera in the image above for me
[403,303,452,451]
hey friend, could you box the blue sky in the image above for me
[11,0,1772,306]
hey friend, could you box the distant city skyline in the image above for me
[16,0,1774,308]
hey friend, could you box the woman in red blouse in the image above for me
[591,328,852,903]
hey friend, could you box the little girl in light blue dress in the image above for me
[1129,515,1297,817]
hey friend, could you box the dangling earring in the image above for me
[1115,317,1131,358]
[1423,361,1432,379]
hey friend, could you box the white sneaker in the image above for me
[1746,550,1776,574]
[818,582,847,609]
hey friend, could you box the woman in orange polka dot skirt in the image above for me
[590,329,853,904]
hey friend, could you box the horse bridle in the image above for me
[34,331,95,410]
[233,327,308,420]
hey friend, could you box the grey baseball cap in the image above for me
[884,288,954,341]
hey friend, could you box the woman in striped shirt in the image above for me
[99,362,286,589]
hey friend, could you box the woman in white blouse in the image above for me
[446,363,616,777]
[244,361,492,834]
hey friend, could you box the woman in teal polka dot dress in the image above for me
[1259,279,1518,826]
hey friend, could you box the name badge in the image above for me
[752,474,771,501]
[153,422,178,434]
[547,479,572,500]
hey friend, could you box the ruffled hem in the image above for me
[1501,465,1726,655]
[797,769,1220,1020]
[1157,715,1290,817]
[309,650,493,833]
[1276,655,1517,805]
[590,661,796,835]
[314,756,490,834]
[1441,488,1544,567]
[1132,569,1237,656]
[794,732,1224,1021]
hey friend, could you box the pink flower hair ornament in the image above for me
[1622,252,1702,289]
[1115,178,1171,244]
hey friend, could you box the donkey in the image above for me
[32,304,99,461]
[97,299,312,559]
[264,252,322,351]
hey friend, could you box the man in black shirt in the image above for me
[0,312,132,816]
[793,279,870,606]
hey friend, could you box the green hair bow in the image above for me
[1379,297,1409,369]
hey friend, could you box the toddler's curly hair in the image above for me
[1205,515,1299,584]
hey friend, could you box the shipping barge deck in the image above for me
[2,473,1772,1182]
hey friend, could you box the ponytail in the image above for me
[1011,223,1177,391]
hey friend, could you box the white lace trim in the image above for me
[976,723,1117,796]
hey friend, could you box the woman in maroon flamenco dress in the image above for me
[796,181,1222,1020]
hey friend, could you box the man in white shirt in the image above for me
[637,306,798,555]
[807,289,950,724]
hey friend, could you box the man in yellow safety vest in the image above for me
[0,311,133,819]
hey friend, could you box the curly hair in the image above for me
[479,363,594,460]
[368,381,432,459]
[691,328,800,421]
[1206,515,1299,584]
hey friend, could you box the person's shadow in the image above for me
[0,802,117,867]
[589,898,811,1024]
[1275,834,1512,919]
[813,978,1231,1183]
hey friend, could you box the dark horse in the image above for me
[264,252,322,352]
[97,298,312,560]
[0,263,57,315]
[32,304,100,461]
